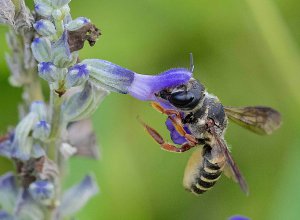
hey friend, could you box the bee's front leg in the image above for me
[139,119,197,153]
[151,102,197,145]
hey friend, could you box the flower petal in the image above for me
[11,112,38,161]
[129,68,192,100]
[59,175,99,217]
[165,117,191,145]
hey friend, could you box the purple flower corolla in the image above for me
[58,175,99,218]
[66,17,91,31]
[29,180,54,205]
[33,19,56,36]
[65,63,89,88]
[165,117,191,145]
[229,215,250,220]
[82,59,192,101]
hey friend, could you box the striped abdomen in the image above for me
[183,145,225,195]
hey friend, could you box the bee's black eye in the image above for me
[169,91,196,108]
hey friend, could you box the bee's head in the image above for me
[156,79,205,111]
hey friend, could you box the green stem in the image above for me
[48,90,64,161]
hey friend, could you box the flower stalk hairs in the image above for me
[0,0,192,218]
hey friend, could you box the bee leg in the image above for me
[168,116,198,145]
[140,119,196,153]
[151,102,181,117]
[151,102,197,145]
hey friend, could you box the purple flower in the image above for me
[82,59,192,101]
[165,117,191,145]
[229,215,250,220]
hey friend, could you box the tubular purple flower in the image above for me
[65,63,90,88]
[33,19,56,36]
[31,37,52,63]
[83,59,192,100]
[66,17,90,31]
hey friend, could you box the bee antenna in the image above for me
[189,53,194,73]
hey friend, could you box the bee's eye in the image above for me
[169,91,195,108]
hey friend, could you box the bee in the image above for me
[140,57,281,195]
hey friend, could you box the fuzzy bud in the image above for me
[32,120,51,141]
[34,2,53,17]
[66,17,90,31]
[33,19,56,36]
[31,37,52,63]
[65,63,89,88]
[38,62,58,83]
[29,180,55,205]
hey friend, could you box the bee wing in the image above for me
[224,106,282,135]
[211,131,249,195]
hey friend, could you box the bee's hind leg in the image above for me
[139,119,197,153]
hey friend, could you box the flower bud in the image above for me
[62,82,108,122]
[66,17,90,31]
[0,173,18,212]
[65,63,89,88]
[51,0,71,8]
[29,180,55,205]
[34,2,53,17]
[33,19,56,36]
[33,120,51,141]
[38,62,58,83]
[52,31,77,68]
[31,37,52,63]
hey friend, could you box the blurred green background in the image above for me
[1,0,300,219]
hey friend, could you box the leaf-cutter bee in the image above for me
[140,59,281,195]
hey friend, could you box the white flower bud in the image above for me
[66,17,90,31]
[31,37,52,63]
[33,19,56,36]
